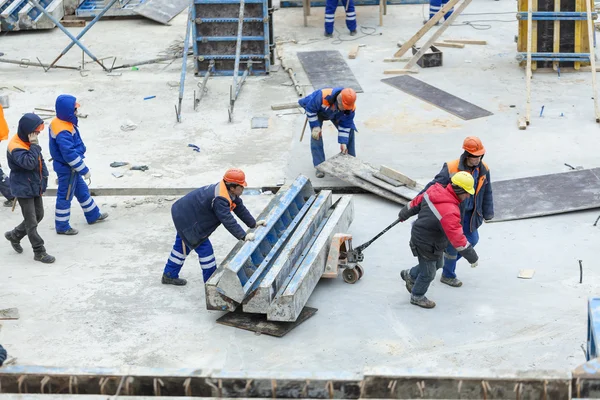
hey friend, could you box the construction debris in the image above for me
[271,102,301,110]
[444,39,487,45]
[0,308,19,320]
[518,269,536,279]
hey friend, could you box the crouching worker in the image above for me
[4,114,55,263]
[161,169,267,286]
[398,171,479,309]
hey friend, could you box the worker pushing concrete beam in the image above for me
[268,195,354,322]
[243,190,333,314]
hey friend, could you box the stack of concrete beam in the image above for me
[0,0,78,32]
[205,175,355,322]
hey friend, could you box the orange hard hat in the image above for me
[223,168,247,187]
[340,88,357,110]
[462,136,485,156]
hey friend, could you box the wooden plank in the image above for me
[271,102,300,110]
[525,0,533,124]
[373,172,403,187]
[518,269,535,279]
[393,0,461,58]
[404,0,473,70]
[383,57,409,62]
[433,41,465,48]
[348,45,360,59]
[443,39,487,45]
[379,165,418,188]
[60,19,86,27]
[354,171,412,196]
[383,69,419,74]
[518,116,528,130]
[553,0,560,71]
[584,0,600,121]
[0,308,19,320]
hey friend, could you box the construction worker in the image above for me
[49,95,108,235]
[324,0,357,37]
[421,136,493,287]
[398,171,479,309]
[298,87,357,178]
[427,0,453,24]
[4,114,55,264]
[162,169,267,286]
[0,104,16,207]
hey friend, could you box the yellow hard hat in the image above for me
[451,171,475,195]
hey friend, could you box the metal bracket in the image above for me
[194,60,215,111]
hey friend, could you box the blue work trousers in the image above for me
[409,255,443,297]
[55,172,101,233]
[325,0,357,34]
[163,234,217,283]
[311,128,356,167]
[443,227,480,279]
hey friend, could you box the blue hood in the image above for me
[17,113,44,142]
[55,94,78,125]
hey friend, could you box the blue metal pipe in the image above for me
[176,1,194,123]
[27,0,108,71]
[49,0,120,69]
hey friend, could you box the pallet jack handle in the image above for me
[354,217,402,254]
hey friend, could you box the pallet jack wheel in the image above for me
[343,268,360,284]
[355,264,364,279]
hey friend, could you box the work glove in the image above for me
[84,171,91,180]
[340,143,348,154]
[255,220,267,227]
[311,127,322,140]
[244,233,256,241]
[28,133,39,145]
[471,261,479,268]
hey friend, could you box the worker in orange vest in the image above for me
[0,104,16,207]
[420,136,494,287]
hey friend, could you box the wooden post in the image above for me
[379,0,383,26]
[525,0,533,125]
[553,0,560,71]
[584,0,600,121]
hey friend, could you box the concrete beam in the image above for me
[268,195,354,322]
[243,190,332,314]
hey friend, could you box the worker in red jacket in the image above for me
[398,171,479,309]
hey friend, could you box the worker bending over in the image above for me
[298,87,357,178]
[162,169,266,286]
[398,171,479,309]
[421,136,493,287]
[49,95,108,235]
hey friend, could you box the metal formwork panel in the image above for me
[243,190,332,314]
[76,0,146,17]
[268,195,354,322]
[192,0,271,76]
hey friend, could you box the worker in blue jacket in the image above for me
[324,0,357,37]
[4,113,55,263]
[298,87,357,178]
[162,168,267,286]
[420,136,494,287]
[49,95,107,235]
[0,344,6,367]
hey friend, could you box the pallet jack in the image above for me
[323,218,402,284]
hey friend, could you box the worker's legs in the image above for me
[163,234,188,279]
[409,255,443,296]
[324,0,337,35]
[73,175,102,224]
[341,0,357,32]
[13,197,46,255]
[194,239,217,283]
[0,165,14,203]
[55,172,75,233]
[441,0,454,19]
[428,0,442,19]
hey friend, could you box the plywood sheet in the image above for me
[297,51,363,92]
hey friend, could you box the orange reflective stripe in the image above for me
[0,105,8,142]
[446,159,460,174]
[49,118,74,138]
[447,159,490,195]
[217,180,236,211]
[7,134,30,153]
[321,88,334,107]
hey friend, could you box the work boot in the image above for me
[440,275,463,287]
[324,32,333,38]
[34,252,56,264]
[90,213,109,224]
[57,228,79,235]
[162,273,187,286]
[410,295,436,309]
[4,231,23,254]
[400,269,414,293]
[3,199,14,207]
[315,170,325,179]
[349,30,357,36]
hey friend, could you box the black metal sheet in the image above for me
[491,168,600,222]
[381,75,493,120]
[297,51,363,92]
[216,306,317,337]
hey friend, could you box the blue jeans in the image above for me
[163,234,216,283]
[311,128,356,167]
[443,228,479,279]
[409,255,443,297]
